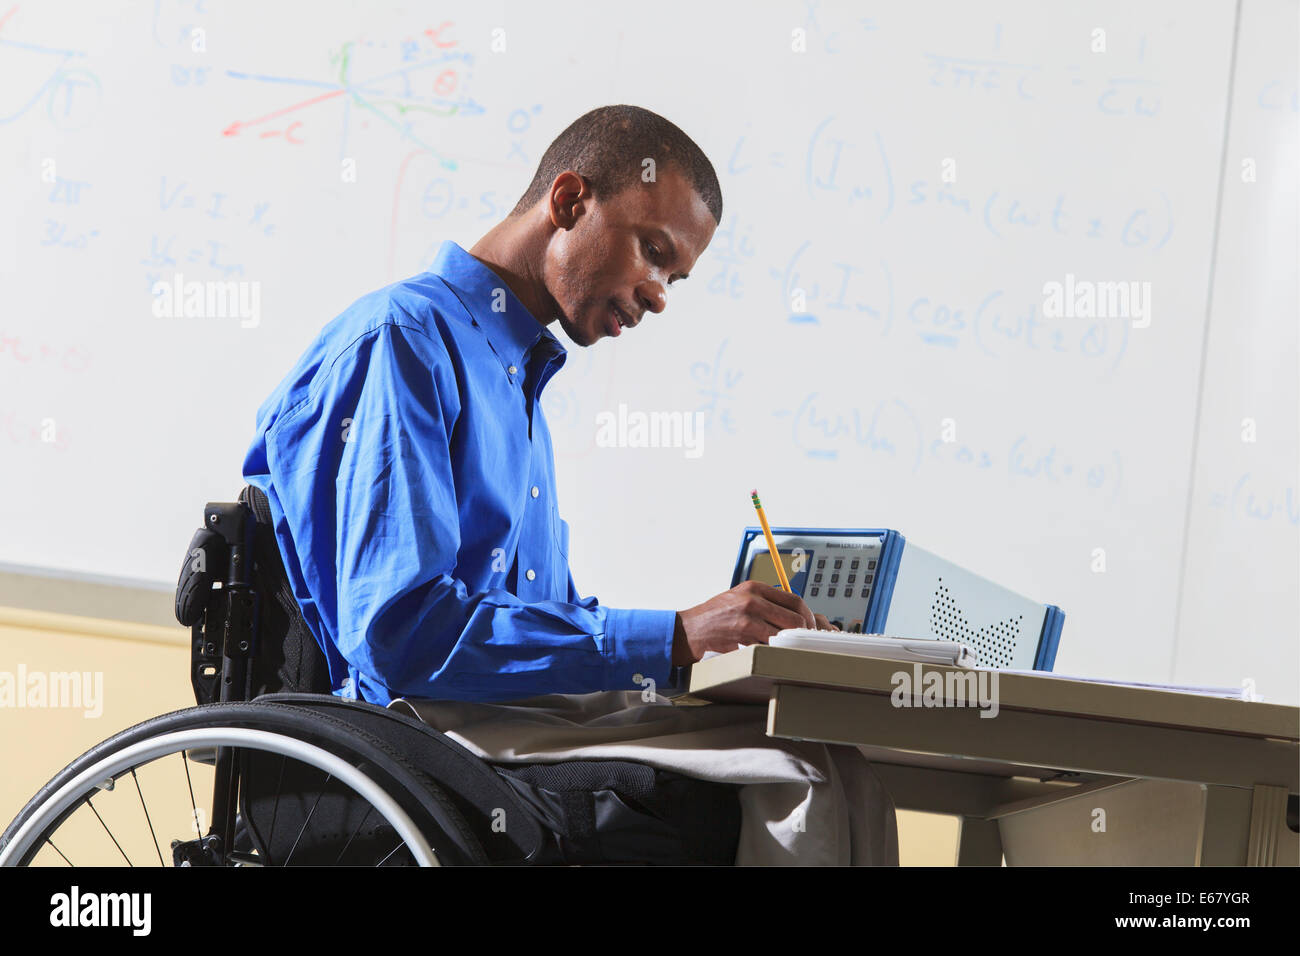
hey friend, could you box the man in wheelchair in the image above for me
[241,104,838,711]
[0,105,896,868]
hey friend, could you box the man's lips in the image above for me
[606,302,634,338]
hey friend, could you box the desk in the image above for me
[685,645,1299,866]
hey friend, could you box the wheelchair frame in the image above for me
[2,492,466,866]
[2,488,743,867]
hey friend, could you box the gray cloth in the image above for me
[389,689,898,865]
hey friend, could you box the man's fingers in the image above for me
[758,602,808,635]
[759,583,805,612]
[757,585,816,629]
[796,600,817,629]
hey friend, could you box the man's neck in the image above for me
[468,217,554,328]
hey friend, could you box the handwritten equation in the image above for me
[763,245,1131,375]
[1209,473,1300,526]
[729,119,1173,251]
[0,332,92,372]
[139,175,277,288]
[771,390,1124,503]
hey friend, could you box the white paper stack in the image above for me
[768,629,978,667]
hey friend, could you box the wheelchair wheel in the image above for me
[0,701,482,867]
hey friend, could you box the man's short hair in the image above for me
[510,104,722,225]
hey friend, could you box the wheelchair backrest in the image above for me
[176,486,332,704]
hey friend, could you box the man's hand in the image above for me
[672,580,840,665]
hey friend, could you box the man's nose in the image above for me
[636,280,667,316]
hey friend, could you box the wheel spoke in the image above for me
[45,838,73,866]
[375,840,405,867]
[180,749,199,836]
[334,805,374,865]
[130,768,165,866]
[282,771,331,866]
[266,754,287,854]
[87,796,133,866]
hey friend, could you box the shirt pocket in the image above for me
[554,516,570,560]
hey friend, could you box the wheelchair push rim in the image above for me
[0,727,440,867]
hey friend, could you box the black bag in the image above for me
[496,759,742,865]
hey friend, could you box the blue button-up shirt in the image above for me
[242,240,676,705]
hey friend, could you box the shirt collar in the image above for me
[430,240,567,374]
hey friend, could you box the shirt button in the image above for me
[508,365,517,375]
[530,486,539,498]
[525,569,536,581]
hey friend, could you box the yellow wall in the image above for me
[897,810,960,866]
[0,610,197,865]
[0,606,959,865]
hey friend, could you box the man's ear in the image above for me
[548,171,589,228]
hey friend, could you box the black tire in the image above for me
[0,700,487,866]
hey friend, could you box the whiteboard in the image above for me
[0,1,1293,698]
[1173,0,1299,704]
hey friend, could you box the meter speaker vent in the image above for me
[929,577,1023,668]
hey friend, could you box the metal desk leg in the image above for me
[1199,785,1253,865]
[1200,784,1299,866]
[1245,784,1295,866]
[956,817,1003,866]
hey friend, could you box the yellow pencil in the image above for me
[751,490,792,593]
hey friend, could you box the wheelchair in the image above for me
[0,487,742,867]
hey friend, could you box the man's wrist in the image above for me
[671,613,693,666]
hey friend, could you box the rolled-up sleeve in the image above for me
[261,319,675,704]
